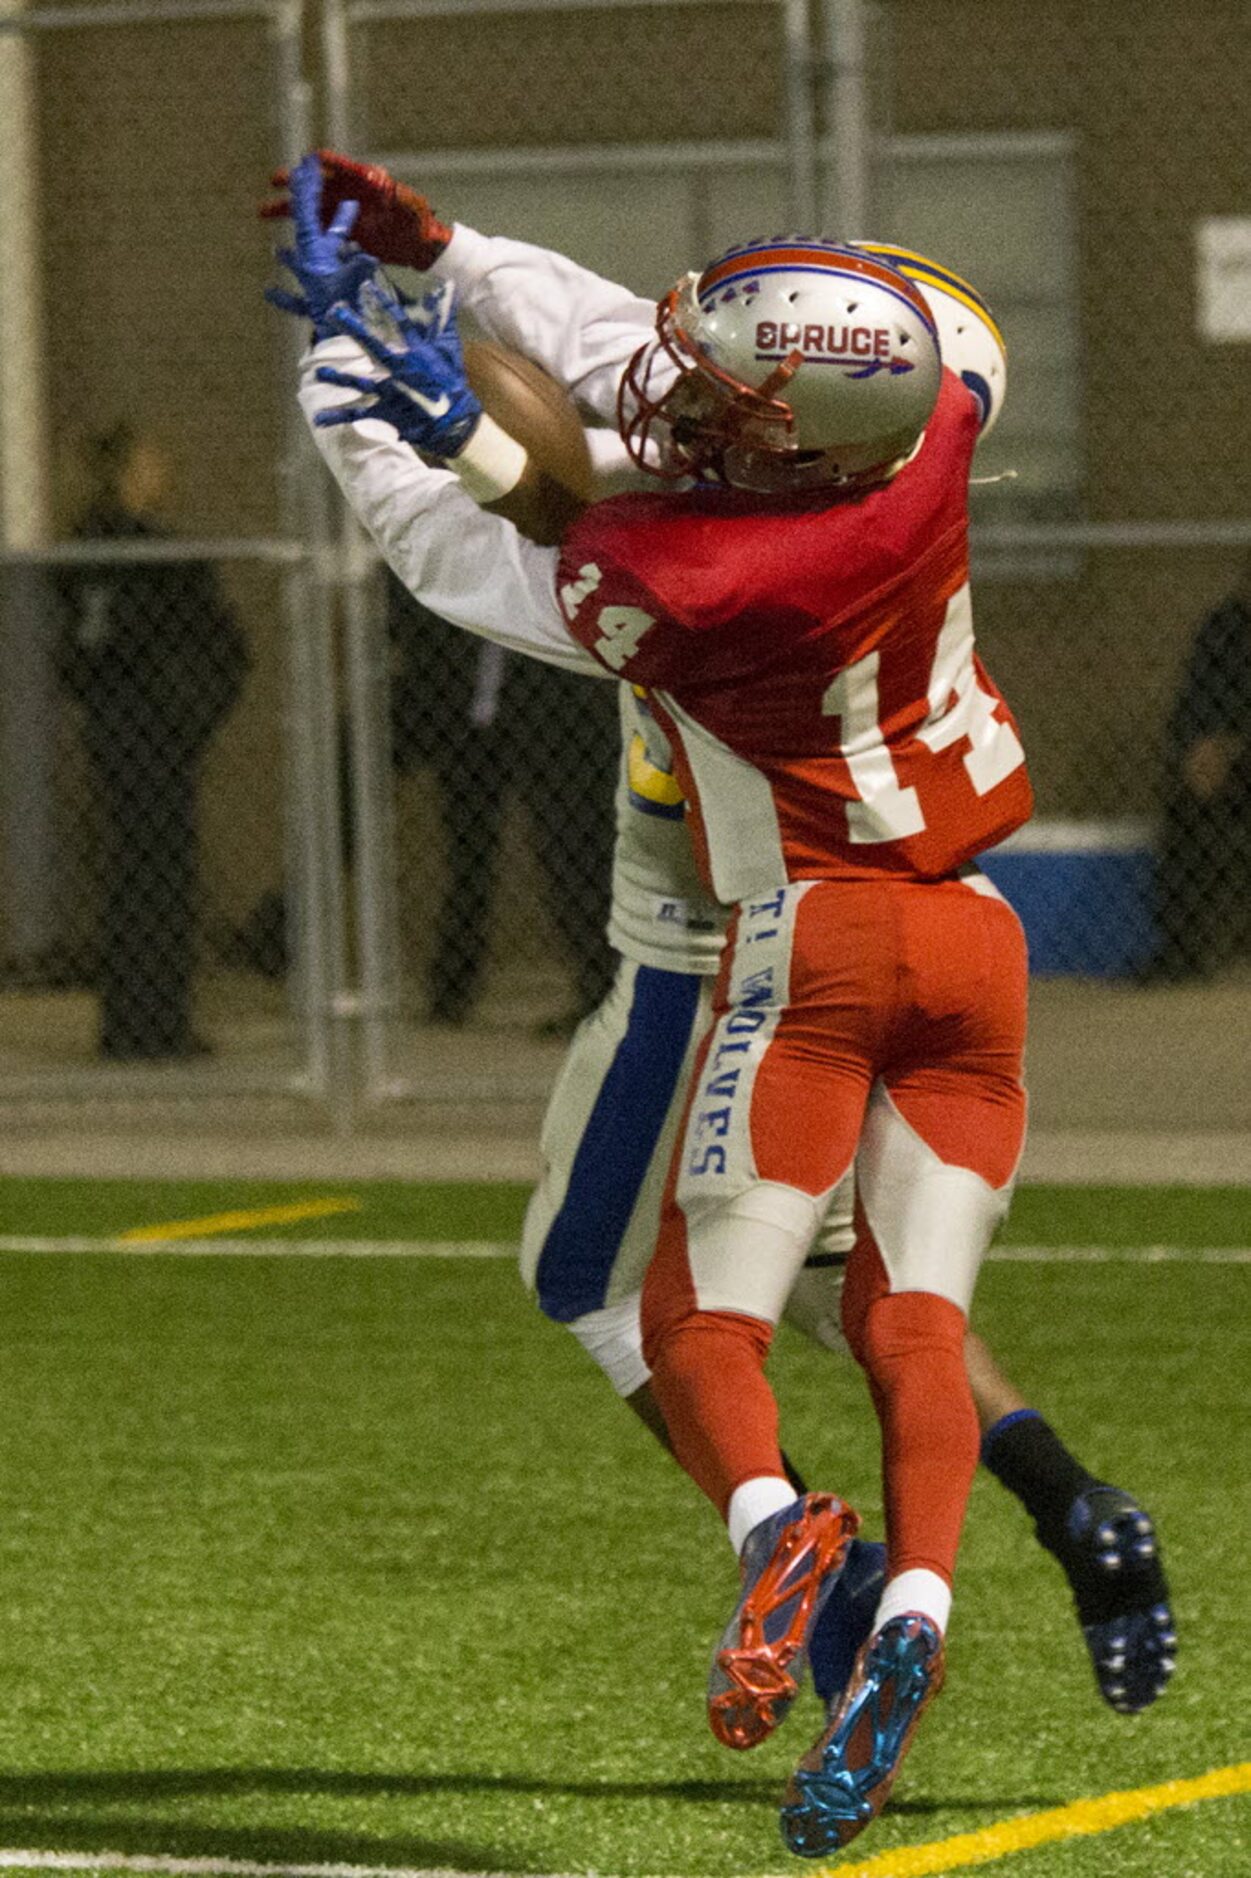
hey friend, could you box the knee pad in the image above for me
[682,1180,830,1326]
[782,1168,854,1355]
[563,1293,650,1398]
[856,1085,1011,1315]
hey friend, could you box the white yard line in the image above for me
[0,1237,1247,1262]
[988,1243,1251,1262]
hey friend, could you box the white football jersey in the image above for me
[423,226,724,968]
[610,687,725,974]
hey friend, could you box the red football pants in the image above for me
[642,873,1028,1583]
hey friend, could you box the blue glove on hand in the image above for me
[313,276,483,461]
[265,151,377,340]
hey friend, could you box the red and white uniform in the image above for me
[299,242,1032,1602]
[557,374,1032,1582]
[558,374,1031,897]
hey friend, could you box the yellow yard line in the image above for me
[0,1766,1243,1876]
[118,1198,362,1243]
[813,1759,1251,1877]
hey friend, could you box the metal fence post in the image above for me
[323,0,409,1105]
[268,0,359,1122]
[821,0,874,237]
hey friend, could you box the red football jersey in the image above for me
[557,373,1033,901]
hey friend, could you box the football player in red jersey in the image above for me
[268,161,1173,1854]
[551,243,1032,1849]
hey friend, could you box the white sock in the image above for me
[873,1567,952,1637]
[727,1475,799,1556]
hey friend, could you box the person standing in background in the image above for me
[1140,554,1251,981]
[57,425,249,1060]
[388,575,616,1030]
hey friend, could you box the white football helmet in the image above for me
[619,237,942,494]
[856,243,1007,437]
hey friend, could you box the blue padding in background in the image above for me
[979,843,1156,975]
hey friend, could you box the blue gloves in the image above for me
[314,276,483,461]
[265,152,377,341]
[267,154,482,460]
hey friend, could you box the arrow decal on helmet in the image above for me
[845,357,917,377]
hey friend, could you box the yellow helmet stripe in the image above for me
[858,243,1006,354]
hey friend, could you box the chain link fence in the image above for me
[0,0,1246,1129]
[326,0,1249,1112]
[0,0,345,1104]
[875,0,1251,984]
[322,0,824,1099]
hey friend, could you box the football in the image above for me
[463,339,595,544]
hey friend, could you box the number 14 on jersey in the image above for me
[821,583,1026,845]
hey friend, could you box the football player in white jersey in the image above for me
[265,151,1175,1798]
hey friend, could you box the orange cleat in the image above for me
[708,1492,860,1751]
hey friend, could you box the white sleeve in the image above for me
[585,424,645,495]
[300,336,605,678]
[431,224,657,426]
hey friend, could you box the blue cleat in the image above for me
[1061,1486,1176,1713]
[781,1611,944,1856]
[707,1491,859,1751]
[807,1538,888,1711]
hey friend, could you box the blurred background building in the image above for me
[0,0,1247,1162]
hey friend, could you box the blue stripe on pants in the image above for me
[535,965,704,1323]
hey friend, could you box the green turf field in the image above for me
[0,1179,1247,1878]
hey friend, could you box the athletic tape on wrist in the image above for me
[453,414,529,503]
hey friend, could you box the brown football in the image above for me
[463,338,595,544]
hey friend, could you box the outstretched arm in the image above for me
[431,225,657,424]
[300,332,605,678]
[268,156,606,666]
[264,150,657,423]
